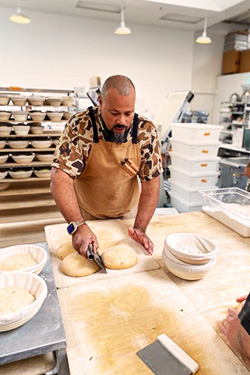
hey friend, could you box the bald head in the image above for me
[101,75,135,98]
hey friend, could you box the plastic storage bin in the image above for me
[169,166,219,189]
[171,153,220,174]
[171,139,221,158]
[170,193,202,213]
[200,187,250,237]
[172,123,223,143]
[170,181,209,205]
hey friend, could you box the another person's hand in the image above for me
[128,227,153,255]
[72,224,98,257]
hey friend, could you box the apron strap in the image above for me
[132,113,139,144]
[88,106,99,143]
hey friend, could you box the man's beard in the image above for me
[110,126,129,143]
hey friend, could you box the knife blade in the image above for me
[86,244,107,273]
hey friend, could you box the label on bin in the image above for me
[200,163,208,167]
[202,150,209,153]
[201,179,207,183]
[204,132,210,136]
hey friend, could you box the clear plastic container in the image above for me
[171,139,221,158]
[172,123,222,143]
[171,152,220,173]
[200,187,250,237]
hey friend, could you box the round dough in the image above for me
[56,242,76,260]
[0,254,37,271]
[101,245,137,270]
[61,253,100,277]
[0,287,35,314]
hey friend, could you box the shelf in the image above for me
[0,177,51,183]
[0,185,51,197]
[0,147,56,153]
[0,197,56,211]
[0,87,74,94]
[0,132,61,138]
[0,161,52,168]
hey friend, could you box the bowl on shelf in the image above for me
[63,111,72,120]
[12,111,29,122]
[0,124,12,137]
[8,139,29,149]
[0,96,10,106]
[31,138,52,149]
[9,169,33,179]
[47,112,64,122]
[30,124,44,134]
[11,96,27,106]
[0,170,8,180]
[0,271,47,332]
[0,111,11,122]
[29,111,46,122]
[0,139,7,149]
[11,153,35,164]
[0,154,9,165]
[62,97,75,107]
[45,97,63,106]
[36,153,54,162]
[53,139,59,146]
[13,124,30,136]
[34,168,51,178]
[27,96,45,106]
[0,182,11,191]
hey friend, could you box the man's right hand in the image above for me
[72,224,99,257]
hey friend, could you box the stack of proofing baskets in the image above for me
[169,123,223,212]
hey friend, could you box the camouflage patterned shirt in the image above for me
[52,106,163,182]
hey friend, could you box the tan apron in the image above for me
[73,107,141,219]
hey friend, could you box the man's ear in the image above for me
[98,95,103,108]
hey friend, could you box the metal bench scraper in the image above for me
[137,334,199,375]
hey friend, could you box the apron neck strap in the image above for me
[132,113,139,144]
[88,106,99,143]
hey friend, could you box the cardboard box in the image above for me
[222,50,241,74]
[239,49,250,73]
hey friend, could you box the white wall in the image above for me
[0,8,194,119]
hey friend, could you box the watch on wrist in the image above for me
[67,219,86,235]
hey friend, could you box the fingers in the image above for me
[72,225,98,257]
[128,227,154,255]
[236,295,248,303]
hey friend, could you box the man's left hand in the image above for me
[128,227,153,255]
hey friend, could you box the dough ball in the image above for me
[61,253,100,277]
[0,287,35,314]
[56,242,76,260]
[0,254,37,271]
[101,245,138,270]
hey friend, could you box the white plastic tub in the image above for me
[170,192,202,213]
[200,187,250,237]
[170,181,208,205]
[169,166,219,189]
[171,152,220,174]
[171,139,221,158]
[172,123,222,143]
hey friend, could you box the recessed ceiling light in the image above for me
[160,13,203,24]
[76,1,120,14]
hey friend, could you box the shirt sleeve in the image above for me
[51,114,90,178]
[137,119,163,182]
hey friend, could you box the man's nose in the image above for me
[117,114,126,124]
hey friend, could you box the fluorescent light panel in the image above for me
[76,1,121,14]
[160,13,203,24]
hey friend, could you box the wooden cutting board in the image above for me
[44,220,160,288]
[58,269,247,375]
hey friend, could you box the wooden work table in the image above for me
[1,211,250,374]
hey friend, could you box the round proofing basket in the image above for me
[165,233,218,265]
[0,244,47,274]
[162,246,216,280]
[0,271,47,332]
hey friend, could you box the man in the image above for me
[51,75,162,257]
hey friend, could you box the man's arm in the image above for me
[50,167,98,256]
[245,161,250,178]
[128,175,160,255]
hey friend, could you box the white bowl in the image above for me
[0,96,10,105]
[9,170,33,179]
[29,112,46,122]
[62,97,74,107]
[165,233,218,265]
[0,140,6,149]
[12,153,35,164]
[8,139,29,149]
[30,125,44,134]
[162,246,216,280]
[63,111,72,120]
[12,111,29,122]
[34,169,51,178]
[46,97,63,106]
[0,154,9,164]
[47,112,64,122]
[0,244,47,275]
[0,182,10,191]
[0,271,47,331]
[13,125,30,136]
[27,96,45,106]
[0,112,11,121]
[31,139,52,149]
[0,171,8,180]
[36,153,54,162]
[11,96,27,106]
[0,126,12,137]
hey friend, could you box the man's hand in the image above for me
[128,227,153,255]
[72,224,98,257]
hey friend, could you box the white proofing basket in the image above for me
[0,244,47,274]
[162,246,216,280]
[0,271,47,331]
[171,123,222,143]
